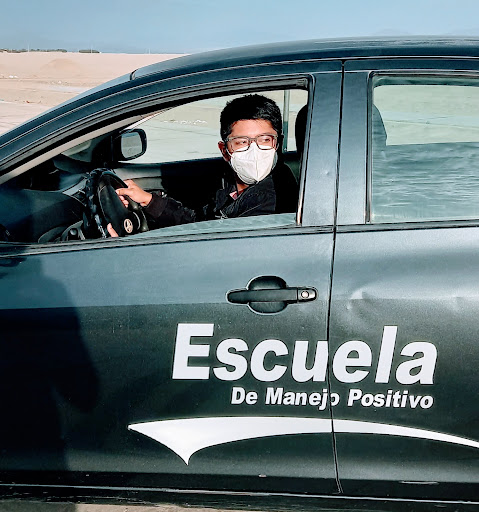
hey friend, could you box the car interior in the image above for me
[0,89,308,244]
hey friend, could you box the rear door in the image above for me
[330,58,479,500]
[0,63,342,495]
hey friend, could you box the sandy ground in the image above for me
[0,52,183,134]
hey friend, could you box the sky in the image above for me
[2,0,479,54]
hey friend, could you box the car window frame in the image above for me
[0,59,339,175]
[338,58,479,229]
[0,70,336,254]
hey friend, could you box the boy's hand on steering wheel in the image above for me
[115,179,153,207]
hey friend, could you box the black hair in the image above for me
[220,94,282,141]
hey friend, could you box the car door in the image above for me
[0,65,342,495]
[330,58,479,501]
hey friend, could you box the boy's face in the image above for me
[218,119,276,161]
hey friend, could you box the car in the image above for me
[0,37,479,510]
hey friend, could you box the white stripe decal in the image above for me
[334,419,479,449]
[128,417,479,464]
[129,417,332,464]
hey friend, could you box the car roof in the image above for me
[131,36,479,81]
[60,36,479,99]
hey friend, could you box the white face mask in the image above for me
[229,144,278,185]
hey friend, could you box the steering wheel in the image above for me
[84,169,149,238]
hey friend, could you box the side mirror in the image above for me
[112,129,147,161]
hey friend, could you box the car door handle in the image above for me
[228,287,316,303]
[227,276,317,314]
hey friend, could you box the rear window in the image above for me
[369,75,479,223]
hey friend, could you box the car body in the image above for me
[0,37,479,509]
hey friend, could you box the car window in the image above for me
[369,76,479,223]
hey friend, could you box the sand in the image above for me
[0,51,183,134]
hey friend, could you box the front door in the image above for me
[0,71,342,495]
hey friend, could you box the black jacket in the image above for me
[143,174,277,228]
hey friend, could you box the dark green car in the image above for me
[0,38,478,510]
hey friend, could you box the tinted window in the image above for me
[370,76,479,223]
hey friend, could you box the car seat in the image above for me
[295,105,308,157]
[271,159,299,213]
[269,107,307,214]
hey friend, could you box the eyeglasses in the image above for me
[225,134,278,153]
